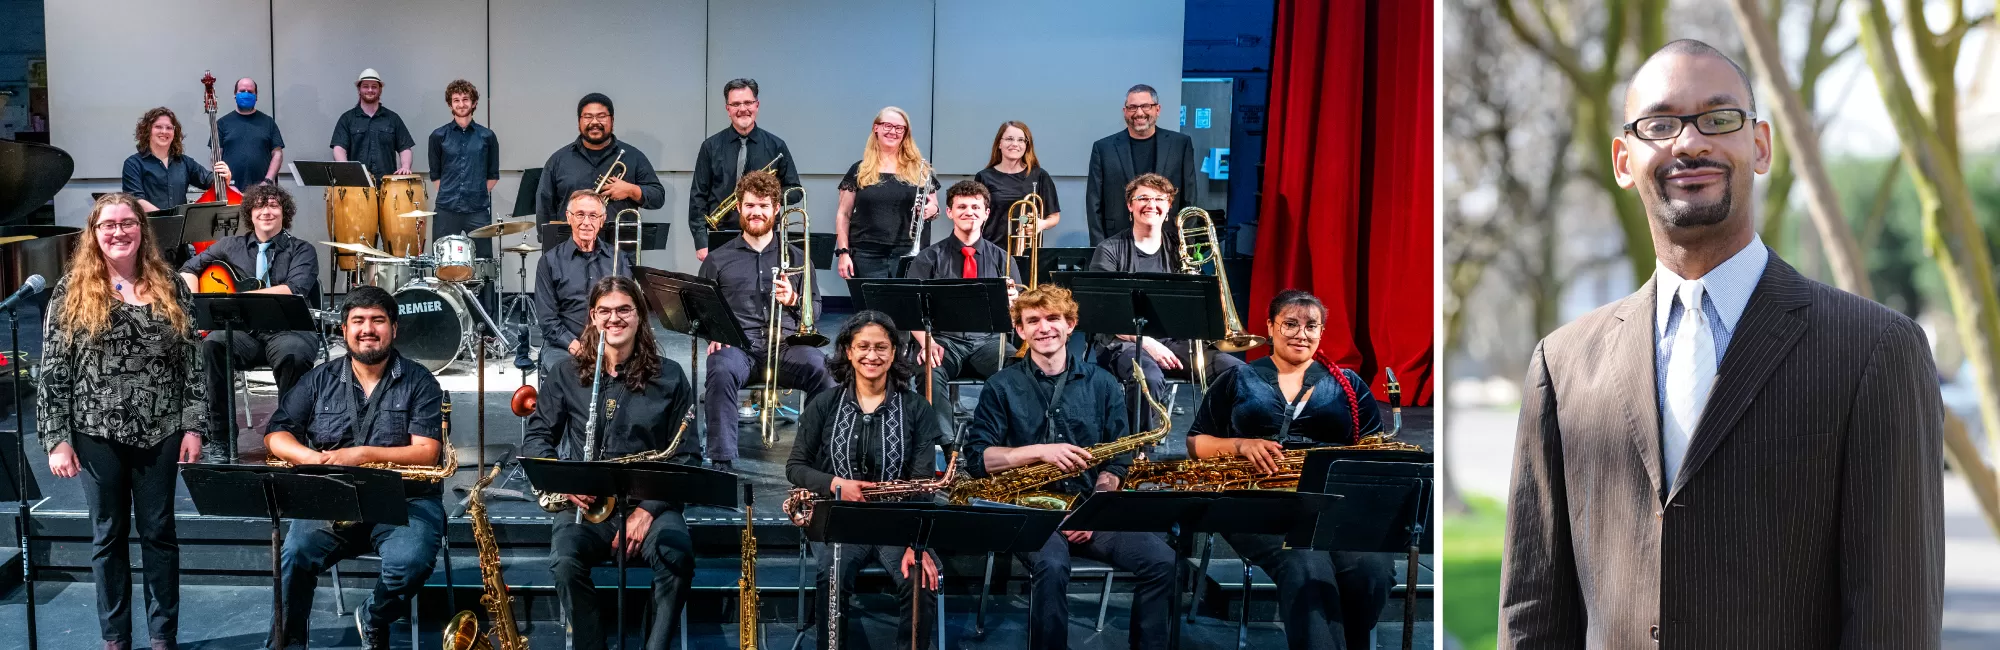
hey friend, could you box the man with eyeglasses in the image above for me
[534,190,634,383]
[534,93,667,239]
[1499,40,1943,647]
[689,78,802,262]
[1084,83,1198,245]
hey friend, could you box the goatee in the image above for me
[351,345,392,365]
[1648,157,1735,229]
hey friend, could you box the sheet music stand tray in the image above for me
[861,278,1012,402]
[193,294,317,462]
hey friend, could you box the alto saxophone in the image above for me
[949,362,1170,509]
[535,406,694,523]
[443,465,526,650]
[738,484,760,649]
[781,452,959,527]
[1127,370,1422,491]
[266,400,459,482]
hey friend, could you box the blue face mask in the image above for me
[235,91,256,110]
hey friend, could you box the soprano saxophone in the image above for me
[738,484,760,649]
[948,362,1170,509]
[443,465,525,650]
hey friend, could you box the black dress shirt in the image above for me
[534,238,633,350]
[534,136,666,229]
[178,229,321,307]
[688,125,801,248]
[1188,358,1383,446]
[1087,230,1175,274]
[838,162,941,257]
[786,387,943,495]
[217,110,285,190]
[973,166,1062,247]
[962,349,1130,495]
[266,351,445,496]
[121,152,213,210]
[329,104,415,180]
[426,119,500,213]
[697,235,820,353]
[903,235,1022,347]
[522,354,694,516]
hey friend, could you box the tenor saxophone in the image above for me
[738,484,760,649]
[534,406,694,523]
[443,465,526,650]
[948,362,1170,509]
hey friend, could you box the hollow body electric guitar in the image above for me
[196,260,261,294]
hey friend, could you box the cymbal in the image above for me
[503,242,541,254]
[322,241,395,258]
[399,209,436,219]
[467,220,536,238]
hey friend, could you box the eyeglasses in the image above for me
[1000,136,1028,144]
[1130,195,1171,205]
[1275,320,1325,337]
[568,211,606,221]
[849,342,895,356]
[591,305,637,320]
[96,220,141,233]
[1623,108,1755,141]
[1124,102,1159,112]
[874,122,908,135]
[727,100,758,109]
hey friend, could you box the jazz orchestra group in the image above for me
[51,69,1416,650]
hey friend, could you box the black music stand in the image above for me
[1025,248,1097,286]
[1062,490,1341,650]
[807,500,1065,650]
[861,278,1012,402]
[193,294,317,463]
[520,458,739,650]
[512,168,542,217]
[1300,449,1433,650]
[290,160,373,189]
[1065,272,1224,437]
[182,463,407,648]
[706,230,740,253]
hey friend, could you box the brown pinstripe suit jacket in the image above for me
[1498,254,1944,649]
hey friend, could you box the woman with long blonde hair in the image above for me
[40,193,206,650]
[834,106,940,279]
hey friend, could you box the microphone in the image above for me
[0,275,46,313]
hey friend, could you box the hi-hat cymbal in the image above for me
[399,209,436,219]
[503,242,541,254]
[322,241,395,258]
[467,220,536,238]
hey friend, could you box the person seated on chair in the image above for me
[523,276,697,650]
[1089,172,1245,429]
[902,180,1022,434]
[262,286,444,650]
[961,285,1174,650]
[534,189,633,384]
[786,310,947,649]
[179,181,320,459]
[693,170,836,471]
[1186,289,1394,650]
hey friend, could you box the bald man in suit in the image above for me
[1499,40,1943,648]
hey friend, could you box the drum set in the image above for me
[323,174,535,372]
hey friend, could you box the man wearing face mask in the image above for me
[216,77,286,190]
[689,78,801,262]
[1499,40,1944,648]
[331,69,415,180]
[535,92,666,240]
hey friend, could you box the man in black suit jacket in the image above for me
[1499,40,1943,648]
[1085,83,1198,244]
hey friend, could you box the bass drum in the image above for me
[376,174,429,258]
[324,186,379,271]
[392,280,472,372]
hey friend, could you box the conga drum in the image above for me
[377,174,429,258]
[324,185,379,271]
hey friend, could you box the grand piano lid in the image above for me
[0,139,75,225]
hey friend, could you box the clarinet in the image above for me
[902,162,932,257]
[827,484,843,649]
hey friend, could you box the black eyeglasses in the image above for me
[1623,108,1755,141]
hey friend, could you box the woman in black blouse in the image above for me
[973,121,1061,248]
[120,107,230,214]
[41,193,207,650]
[1185,289,1393,650]
[835,106,939,279]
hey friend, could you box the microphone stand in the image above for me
[12,301,38,649]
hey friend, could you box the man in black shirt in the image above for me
[535,191,633,383]
[427,79,501,256]
[178,183,320,448]
[217,77,285,190]
[330,69,415,180]
[263,287,444,650]
[535,93,666,237]
[961,285,1173,650]
[690,78,801,261]
[524,276,696,650]
[905,180,1022,431]
[1084,83,1199,244]
[1090,173,1244,430]
[695,171,836,471]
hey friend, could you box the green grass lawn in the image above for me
[1442,494,1507,650]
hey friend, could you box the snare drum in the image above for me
[433,235,478,282]
[393,279,474,371]
[361,256,420,290]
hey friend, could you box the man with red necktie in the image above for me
[903,180,1024,432]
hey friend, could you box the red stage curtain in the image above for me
[1252,0,1435,405]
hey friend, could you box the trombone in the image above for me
[758,197,828,449]
[704,153,787,230]
[609,208,643,273]
[1004,184,1044,360]
[1176,207,1266,392]
[593,149,627,194]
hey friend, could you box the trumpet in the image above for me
[704,153,787,230]
[1176,207,1265,393]
[759,201,827,449]
[593,149,627,194]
